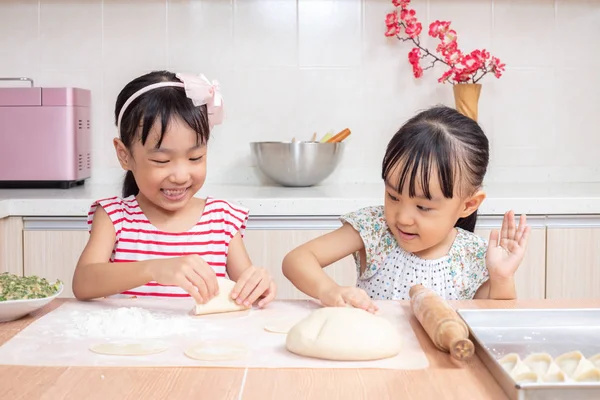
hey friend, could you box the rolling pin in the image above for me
[409,284,474,361]
[326,128,351,143]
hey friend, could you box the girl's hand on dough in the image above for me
[319,285,379,314]
[147,255,218,305]
[230,266,276,308]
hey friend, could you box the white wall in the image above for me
[1,0,598,185]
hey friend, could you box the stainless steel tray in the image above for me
[457,308,600,400]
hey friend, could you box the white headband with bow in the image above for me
[116,72,224,134]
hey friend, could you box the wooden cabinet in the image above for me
[13,215,600,301]
[19,218,356,300]
[0,217,23,276]
[546,224,600,299]
[23,230,89,298]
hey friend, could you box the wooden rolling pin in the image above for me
[326,128,351,143]
[409,284,474,361]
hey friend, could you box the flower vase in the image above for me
[453,83,481,121]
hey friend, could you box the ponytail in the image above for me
[455,210,478,233]
[122,170,139,198]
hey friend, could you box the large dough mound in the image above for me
[192,277,250,316]
[285,306,402,361]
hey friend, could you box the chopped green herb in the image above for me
[0,273,62,301]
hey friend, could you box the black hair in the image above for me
[381,105,489,232]
[114,70,211,198]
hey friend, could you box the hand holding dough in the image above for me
[192,277,251,316]
[286,306,402,361]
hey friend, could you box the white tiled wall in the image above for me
[1,0,599,185]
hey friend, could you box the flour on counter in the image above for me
[63,307,196,339]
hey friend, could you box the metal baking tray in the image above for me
[457,308,600,400]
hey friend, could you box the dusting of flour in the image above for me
[63,307,196,339]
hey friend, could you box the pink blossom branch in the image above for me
[396,22,450,67]
[473,65,489,84]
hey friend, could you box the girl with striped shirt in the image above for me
[73,70,276,308]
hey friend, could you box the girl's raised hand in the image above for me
[485,210,531,280]
[231,266,277,308]
[147,254,219,305]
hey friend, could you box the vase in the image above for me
[453,83,481,122]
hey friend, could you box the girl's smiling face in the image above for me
[114,115,207,213]
[383,163,485,259]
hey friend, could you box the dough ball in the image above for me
[184,342,248,361]
[192,277,250,316]
[89,341,168,356]
[286,307,402,361]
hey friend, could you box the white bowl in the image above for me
[0,283,63,323]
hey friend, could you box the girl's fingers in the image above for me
[488,229,500,248]
[506,210,516,240]
[244,279,271,307]
[186,271,210,303]
[235,272,263,305]
[519,226,532,248]
[500,212,509,248]
[514,214,527,243]
[231,268,253,300]
[257,283,277,308]
[180,279,203,305]
[193,263,218,298]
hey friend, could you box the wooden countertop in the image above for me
[1,298,598,400]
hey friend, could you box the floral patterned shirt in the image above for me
[340,206,489,300]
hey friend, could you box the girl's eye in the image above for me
[150,159,169,164]
[417,205,432,212]
[190,156,203,161]
[387,192,399,202]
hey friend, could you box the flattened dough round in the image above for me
[192,277,251,316]
[286,307,402,361]
[89,341,169,356]
[264,319,297,334]
[184,342,248,361]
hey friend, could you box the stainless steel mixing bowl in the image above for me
[249,141,345,187]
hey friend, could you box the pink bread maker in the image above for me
[0,77,91,189]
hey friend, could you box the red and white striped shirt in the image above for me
[87,195,249,298]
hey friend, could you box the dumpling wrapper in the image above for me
[192,277,250,316]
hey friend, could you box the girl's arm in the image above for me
[72,207,216,303]
[474,277,516,299]
[282,223,377,312]
[72,206,152,299]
